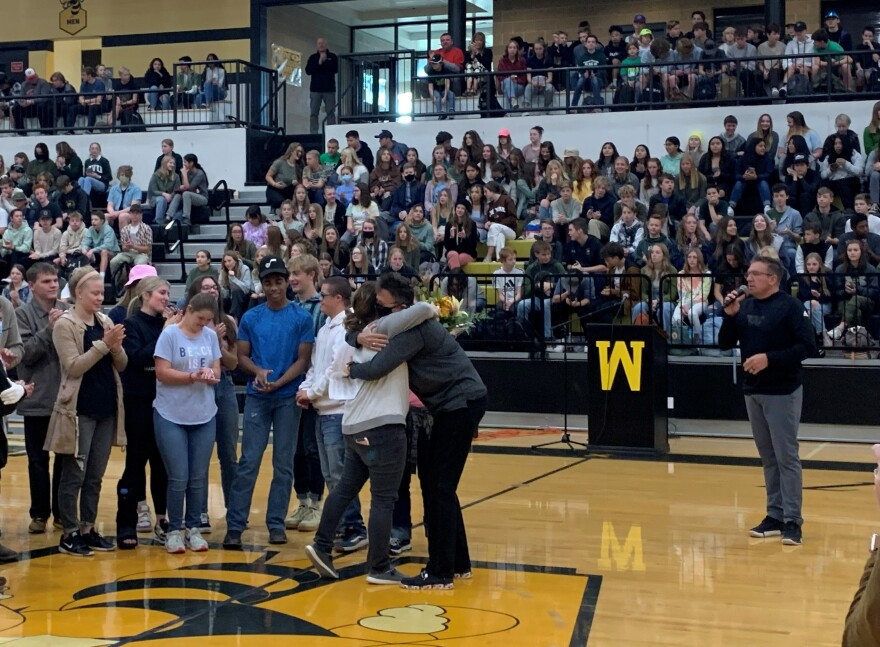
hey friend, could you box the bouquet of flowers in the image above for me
[419,287,487,337]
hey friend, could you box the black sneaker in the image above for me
[268,528,288,544]
[305,544,339,579]
[749,516,784,538]
[782,521,803,546]
[154,519,170,544]
[334,530,368,553]
[388,537,412,556]
[400,568,453,590]
[59,531,94,557]
[222,530,242,549]
[84,529,116,552]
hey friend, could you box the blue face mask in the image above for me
[341,174,352,183]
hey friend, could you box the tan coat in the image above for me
[843,551,880,646]
[44,309,127,455]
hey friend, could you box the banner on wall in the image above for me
[272,44,302,87]
[59,0,87,35]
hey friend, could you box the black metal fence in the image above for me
[335,49,879,122]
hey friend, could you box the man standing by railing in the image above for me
[306,38,338,134]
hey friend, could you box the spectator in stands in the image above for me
[729,137,774,212]
[54,142,83,183]
[57,211,86,269]
[842,212,880,266]
[384,163,423,238]
[758,24,787,96]
[604,25,627,88]
[305,38,338,133]
[443,203,479,270]
[174,56,199,109]
[595,142,619,181]
[796,220,834,273]
[345,130,374,173]
[266,143,302,211]
[633,243,677,328]
[11,69,52,136]
[698,39,729,95]
[392,224,421,271]
[109,203,152,276]
[492,246,524,312]
[344,184,379,245]
[660,137,685,176]
[609,157,639,198]
[27,144,54,186]
[323,186,346,233]
[727,29,759,98]
[675,155,707,211]
[674,39,702,99]
[225,224,256,270]
[30,186,60,230]
[1,209,33,270]
[497,39,528,110]
[746,213,790,275]
[428,32,465,78]
[144,58,173,110]
[820,135,863,210]
[184,250,218,292]
[690,19,710,49]
[711,243,747,312]
[833,239,879,332]
[218,251,254,320]
[426,54,455,118]
[708,216,745,269]
[150,156,181,225]
[30,212,61,266]
[635,210,676,264]
[3,265,31,308]
[847,195,880,233]
[580,176,615,239]
[105,165,142,229]
[44,269,122,558]
[320,226,349,270]
[586,242,641,324]
[344,245,375,289]
[65,67,106,134]
[823,11,853,52]
[424,163,455,217]
[573,158,595,202]
[787,111,824,160]
[369,148,401,213]
[357,219,387,272]
[300,150,328,207]
[866,139,880,206]
[751,114,783,164]
[335,163,360,205]
[517,240,565,345]
[766,183,803,253]
[154,139,184,176]
[524,38,555,109]
[404,204,434,265]
[518,126,541,165]
[375,130,408,166]
[639,157,662,203]
[797,252,832,338]
[110,67,140,128]
[719,27,737,56]
[572,34,605,109]
[673,247,712,340]
[78,143,111,198]
[81,212,119,275]
[720,115,746,155]
[241,205,268,248]
[784,153,821,214]
[825,113,862,155]
[854,28,880,90]
[609,202,644,263]
[464,31,493,96]
[55,175,91,227]
[805,186,846,248]
[811,29,853,91]
[649,173,689,234]
[678,208,713,256]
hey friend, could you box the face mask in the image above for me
[341,174,352,182]
[404,174,416,182]
[35,149,48,161]
[363,230,374,239]
[375,305,394,318]
[119,176,130,187]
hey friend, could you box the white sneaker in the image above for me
[771,87,779,97]
[297,505,321,532]
[137,501,152,533]
[548,344,565,353]
[186,528,209,552]
[285,504,309,529]
[165,530,185,554]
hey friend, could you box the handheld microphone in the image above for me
[723,285,748,306]
[621,292,630,301]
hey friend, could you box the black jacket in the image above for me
[785,169,821,215]
[56,186,90,217]
[120,310,166,398]
[305,50,339,93]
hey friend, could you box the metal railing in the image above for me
[334,48,880,122]
[0,59,283,135]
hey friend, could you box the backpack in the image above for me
[695,77,717,101]
[868,70,880,94]
[786,73,811,97]
[668,323,696,356]
[613,83,637,107]
[699,315,734,356]
[638,79,665,107]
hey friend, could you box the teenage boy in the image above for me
[31,186,62,230]
[57,212,87,269]
[565,218,604,273]
[494,247,524,312]
[804,187,845,248]
[1,209,33,268]
[320,139,341,176]
[605,26,627,87]
[516,240,566,346]
[758,24,787,96]
[573,35,605,107]
[345,130,374,173]
[80,211,119,275]
[224,256,315,548]
[55,175,90,225]
[109,204,152,275]
[648,174,689,234]
[845,194,880,235]
[609,203,644,263]
[30,211,61,265]
[634,212,676,267]
[698,184,731,234]
[426,54,455,118]
[795,221,834,272]
[529,220,564,262]
[811,28,852,90]
[587,242,641,324]
[550,182,582,237]
[16,262,68,534]
[720,115,746,154]
[766,184,803,248]
[106,166,144,229]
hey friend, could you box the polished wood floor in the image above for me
[0,426,875,646]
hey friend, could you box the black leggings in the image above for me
[116,394,168,530]
[266,185,296,212]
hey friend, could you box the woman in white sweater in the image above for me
[218,251,253,320]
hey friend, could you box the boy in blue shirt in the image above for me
[223,256,315,548]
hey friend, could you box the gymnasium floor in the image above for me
[0,423,875,646]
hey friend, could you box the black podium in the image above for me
[585,325,668,455]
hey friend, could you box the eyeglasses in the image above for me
[745,271,773,278]
[201,284,220,292]
[319,292,337,299]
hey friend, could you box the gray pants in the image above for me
[744,386,803,526]
[58,415,115,534]
[168,191,209,225]
[310,91,337,133]
[524,81,555,108]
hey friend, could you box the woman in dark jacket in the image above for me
[729,136,773,211]
[116,276,172,548]
[833,239,880,331]
[698,136,736,199]
[144,57,173,110]
[444,203,480,270]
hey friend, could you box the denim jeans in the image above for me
[433,91,456,114]
[312,424,406,575]
[572,73,602,106]
[154,196,170,222]
[516,296,552,339]
[803,300,831,334]
[205,83,226,104]
[729,179,771,206]
[58,415,115,534]
[77,177,106,196]
[501,79,525,108]
[315,413,365,532]
[153,411,216,531]
[225,395,300,532]
[631,300,675,330]
[147,86,171,110]
[213,372,240,506]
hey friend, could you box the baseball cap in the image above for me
[24,68,36,79]
[703,39,717,52]
[11,188,27,201]
[794,21,807,32]
[562,148,580,158]
[793,153,808,163]
[435,131,453,144]
[430,53,442,64]
[9,164,25,174]
[258,255,288,280]
[639,28,653,37]
[37,208,53,221]
[374,129,393,139]
[824,10,839,19]
[633,14,646,23]
[498,128,511,137]
[124,264,158,287]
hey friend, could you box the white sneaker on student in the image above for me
[186,528,209,552]
[165,530,185,554]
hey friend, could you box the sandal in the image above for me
[117,528,139,550]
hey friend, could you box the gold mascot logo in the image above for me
[59,0,87,36]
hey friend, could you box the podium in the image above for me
[585,325,668,455]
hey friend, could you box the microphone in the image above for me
[621,292,630,301]
[723,285,748,306]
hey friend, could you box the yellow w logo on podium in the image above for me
[595,341,644,391]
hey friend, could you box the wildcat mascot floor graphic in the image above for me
[0,545,599,645]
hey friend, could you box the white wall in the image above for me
[326,99,878,162]
[1,128,247,191]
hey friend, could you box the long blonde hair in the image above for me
[127,276,171,316]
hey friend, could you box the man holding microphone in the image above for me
[718,256,815,546]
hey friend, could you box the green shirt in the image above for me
[814,40,845,62]
[620,56,643,80]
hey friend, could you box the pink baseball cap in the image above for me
[498,128,511,137]
[124,264,158,287]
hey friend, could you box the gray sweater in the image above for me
[349,315,487,414]
[16,298,68,416]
